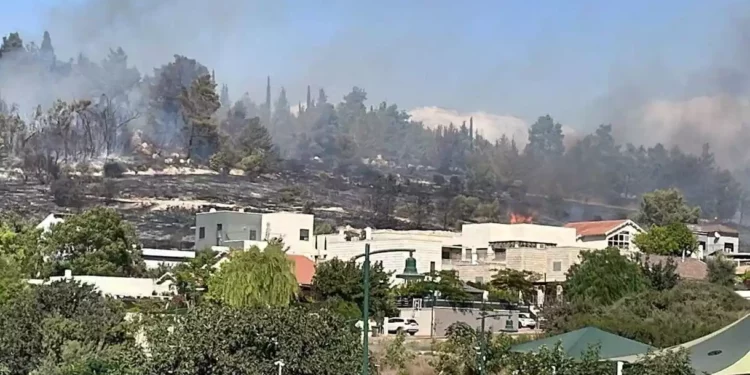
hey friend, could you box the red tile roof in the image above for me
[214,251,316,286]
[639,255,708,280]
[564,220,629,237]
[287,255,316,286]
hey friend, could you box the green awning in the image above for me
[511,327,654,360]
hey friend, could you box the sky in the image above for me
[0,0,747,143]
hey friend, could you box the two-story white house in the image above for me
[194,210,315,257]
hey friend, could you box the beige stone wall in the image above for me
[505,247,585,282]
[447,261,505,283]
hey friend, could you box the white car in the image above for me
[387,318,419,335]
[518,313,536,329]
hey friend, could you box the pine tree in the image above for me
[180,74,221,161]
[220,84,231,108]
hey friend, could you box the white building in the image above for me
[28,270,175,299]
[687,223,740,259]
[316,227,460,285]
[194,210,315,257]
[318,222,594,285]
[460,222,579,263]
[36,213,71,232]
[563,219,644,251]
[141,248,196,269]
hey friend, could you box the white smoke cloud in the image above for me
[408,106,580,147]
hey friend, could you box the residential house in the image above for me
[687,223,739,259]
[564,219,644,251]
[194,210,315,257]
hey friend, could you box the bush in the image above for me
[102,160,127,178]
[50,177,84,208]
[707,255,737,288]
[547,280,750,347]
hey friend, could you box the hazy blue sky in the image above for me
[0,0,746,130]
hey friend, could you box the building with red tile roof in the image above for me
[564,219,644,251]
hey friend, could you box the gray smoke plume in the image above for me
[586,5,750,170]
[5,0,750,173]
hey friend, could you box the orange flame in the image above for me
[509,212,533,224]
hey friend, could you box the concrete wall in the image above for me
[261,212,315,257]
[398,307,519,337]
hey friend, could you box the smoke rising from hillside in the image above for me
[587,8,750,169]
[2,0,750,171]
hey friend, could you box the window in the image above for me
[476,248,488,262]
[607,231,630,250]
[494,248,507,261]
[216,223,223,231]
[725,243,735,253]
[299,229,310,241]
[553,261,562,272]
[475,276,484,283]
[388,318,404,323]
[430,261,436,273]
[249,230,257,241]
[505,319,514,330]
[199,227,205,239]
[465,249,472,261]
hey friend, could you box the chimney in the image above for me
[64,269,72,280]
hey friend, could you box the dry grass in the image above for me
[378,356,436,375]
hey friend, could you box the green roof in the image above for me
[510,327,654,360]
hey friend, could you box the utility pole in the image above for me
[361,243,371,375]
[354,245,424,375]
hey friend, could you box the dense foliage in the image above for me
[633,223,698,257]
[207,244,298,308]
[549,248,749,349]
[147,304,362,375]
[0,281,139,375]
[0,207,145,278]
[564,248,648,306]
[311,257,398,321]
[43,207,146,277]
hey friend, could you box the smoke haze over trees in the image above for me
[0,19,747,222]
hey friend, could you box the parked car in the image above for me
[518,313,536,329]
[387,317,419,335]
